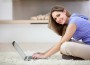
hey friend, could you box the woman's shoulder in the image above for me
[69,13,88,23]
[68,13,90,29]
[70,13,88,20]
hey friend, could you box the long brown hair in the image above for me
[48,5,71,36]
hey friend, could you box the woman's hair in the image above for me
[48,5,71,36]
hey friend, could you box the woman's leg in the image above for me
[60,41,90,60]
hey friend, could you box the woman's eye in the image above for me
[57,14,60,17]
[54,14,60,21]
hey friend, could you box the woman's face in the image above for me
[52,10,67,25]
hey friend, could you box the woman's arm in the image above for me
[32,23,77,59]
[44,23,77,57]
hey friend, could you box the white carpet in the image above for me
[0,51,90,65]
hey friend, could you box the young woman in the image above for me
[32,6,90,60]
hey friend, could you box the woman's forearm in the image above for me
[44,42,62,58]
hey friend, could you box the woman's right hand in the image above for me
[32,52,47,59]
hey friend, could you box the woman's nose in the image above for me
[56,18,60,23]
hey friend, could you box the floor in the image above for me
[0,42,61,56]
[0,42,63,61]
[0,42,90,65]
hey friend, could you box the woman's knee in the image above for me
[60,42,73,55]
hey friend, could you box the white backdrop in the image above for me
[0,0,12,20]
[0,24,60,43]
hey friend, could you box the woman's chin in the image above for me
[61,22,65,25]
[61,21,66,25]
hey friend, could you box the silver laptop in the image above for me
[12,41,32,61]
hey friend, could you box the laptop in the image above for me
[12,41,32,61]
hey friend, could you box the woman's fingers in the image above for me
[32,53,40,59]
[32,52,46,59]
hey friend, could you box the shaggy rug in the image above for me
[0,51,90,65]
